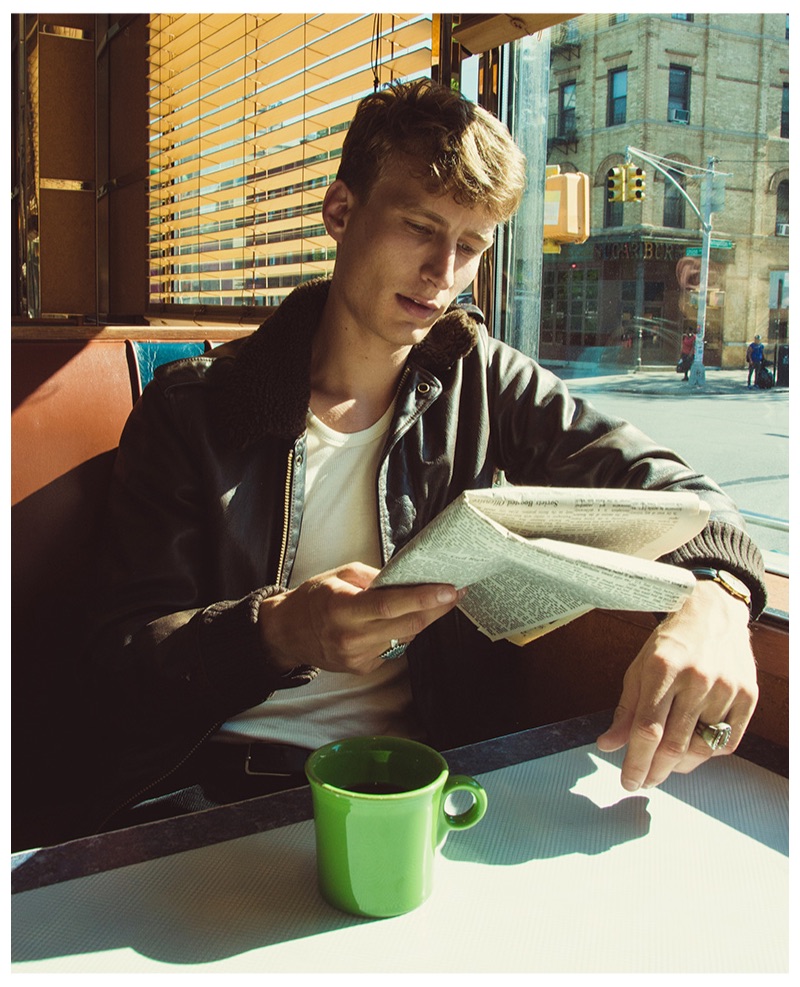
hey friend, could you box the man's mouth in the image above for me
[397,294,441,320]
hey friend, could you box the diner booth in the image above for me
[11,12,788,975]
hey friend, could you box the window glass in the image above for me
[559,81,577,136]
[663,169,687,228]
[517,13,789,572]
[608,67,627,126]
[668,64,691,121]
[781,83,789,138]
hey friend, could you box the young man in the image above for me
[746,334,765,387]
[68,80,763,841]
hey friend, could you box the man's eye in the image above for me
[458,242,477,256]
[406,221,431,235]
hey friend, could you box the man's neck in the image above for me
[309,299,409,434]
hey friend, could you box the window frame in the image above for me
[668,63,691,123]
[781,83,789,138]
[558,79,577,137]
[663,167,687,228]
[607,66,628,127]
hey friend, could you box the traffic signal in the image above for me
[625,165,646,201]
[606,166,626,202]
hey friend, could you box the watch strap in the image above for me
[691,567,751,607]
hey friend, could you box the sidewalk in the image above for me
[555,367,788,396]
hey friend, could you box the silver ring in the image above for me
[378,639,407,661]
[695,721,732,751]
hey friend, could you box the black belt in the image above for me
[203,741,313,779]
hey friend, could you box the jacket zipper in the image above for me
[275,445,295,589]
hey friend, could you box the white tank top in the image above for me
[216,401,422,748]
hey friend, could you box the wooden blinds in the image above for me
[147,13,432,310]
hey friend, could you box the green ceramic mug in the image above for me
[305,735,488,918]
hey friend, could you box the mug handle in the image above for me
[440,774,488,831]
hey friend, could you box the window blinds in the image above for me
[147,12,432,310]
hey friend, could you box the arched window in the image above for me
[663,169,686,228]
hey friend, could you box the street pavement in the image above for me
[551,363,790,576]
[555,366,788,397]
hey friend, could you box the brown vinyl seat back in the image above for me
[11,336,211,653]
[11,340,138,825]
[10,332,242,848]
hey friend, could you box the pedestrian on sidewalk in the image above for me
[678,330,696,380]
[746,334,764,388]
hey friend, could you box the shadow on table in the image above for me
[443,746,651,866]
[11,821,359,967]
[443,744,789,865]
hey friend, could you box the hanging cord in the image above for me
[370,13,382,91]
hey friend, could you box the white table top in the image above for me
[11,744,789,974]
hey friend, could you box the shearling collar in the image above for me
[218,276,481,446]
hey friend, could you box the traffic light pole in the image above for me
[688,163,716,386]
[625,148,724,386]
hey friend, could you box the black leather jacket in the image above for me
[87,277,765,828]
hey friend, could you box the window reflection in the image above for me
[532,13,788,375]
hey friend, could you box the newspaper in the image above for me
[373,486,710,645]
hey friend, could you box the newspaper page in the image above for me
[462,486,710,559]
[373,486,707,643]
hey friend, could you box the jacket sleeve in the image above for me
[479,336,767,617]
[85,374,314,825]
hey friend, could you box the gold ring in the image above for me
[695,721,732,751]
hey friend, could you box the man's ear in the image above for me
[322,179,356,244]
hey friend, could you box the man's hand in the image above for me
[258,562,462,675]
[596,580,758,791]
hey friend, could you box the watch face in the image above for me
[718,570,750,603]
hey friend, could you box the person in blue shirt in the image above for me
[746,334,764,388]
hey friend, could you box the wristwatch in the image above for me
[691,567,751,608]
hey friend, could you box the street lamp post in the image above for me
[624,148,727,388]
[688,159,716,386]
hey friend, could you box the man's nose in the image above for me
[423,241,456,290]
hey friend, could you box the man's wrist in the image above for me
[258,593,305,674]
[690,567,752,610]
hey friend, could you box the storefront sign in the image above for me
[593,241,680,261]
[594,240,734,262]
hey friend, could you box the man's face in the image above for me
[323,155,496,349]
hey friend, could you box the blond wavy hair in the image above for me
[337,78,527,224]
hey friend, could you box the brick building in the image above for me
[543,12,789,369]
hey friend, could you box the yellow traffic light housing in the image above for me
[544,167,590,251]
[625,165,646,201]
[606,166,626,202]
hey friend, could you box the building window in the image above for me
[607,68,628,126]
[672,14,695,22]
[559,81,577,137]
[668,64,691,123]
[663,169,687,228]
[609,14,629,26]
[604,189,624,229]
[540,266,600,352]
[145,12,432,310]
[776,179,789,234]
[781,84,789,138]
